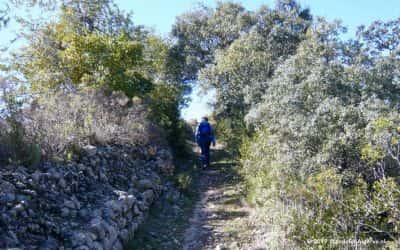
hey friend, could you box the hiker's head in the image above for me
[202,116,208,122]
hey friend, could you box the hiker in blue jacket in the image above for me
[195,116,216,168]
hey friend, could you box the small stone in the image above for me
[77,163,86,170]
[79,209,88,218]
[103,207,116,220]
[16,194,29,202]
[64,200,76,209]
[21,189,37,196]
[114,190,127,198]
[39,237,59,250]
[119,229,129,241]
[32,171,41,182]
[71,232,88,246]
[136,179,154,190]
[4,230,19,246]
[28,209,35,217]
[113,240,123,250]
[89,232,97,241]
[99,172,107,182]
[89,218,105,239]
[118,217,127,228]
[105,200,123,213]
[125,195,136,208]
[133,204,141,215]
[70,209,78,218]
[90,159,97,166]
[14,203,25,212]
[116,93,129,106]
[74,200,81,210]
[137,201,146,211]
[102,223,118,249]
[74,245,89,250]
[49,169,62,179]
[61,208,70,217]
[142,190,154,204]
[89,241,104,250]
[0,213,11,224]
[58,178,67,189]
[15,181,26,189]
[1,192,15,203]
[82,145,97,157]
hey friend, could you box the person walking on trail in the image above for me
[195,116,216,168]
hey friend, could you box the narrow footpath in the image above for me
[126,144,255,250]
[182,146,249,250]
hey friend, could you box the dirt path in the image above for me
[126,146,254,250]
[180,147,253,250]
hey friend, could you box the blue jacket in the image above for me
[195,120,216,145]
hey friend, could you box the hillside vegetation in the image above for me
[0,0,186,248]
[0,0,399,249]
[171,1,400,248]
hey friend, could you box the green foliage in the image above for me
[241,126,400,246]
[173,0,312,152]
[0,84,42,166]
[214,116,247,156]
[173,172,193,192]
[143,36,170,77]
[24,143,42,167]
[19,19,153,97]
[290,170,400,248]
[147,83,189,156]
[10,0,188,160]
[361,143,384,165]
[2,1,400,246]
[0,117,29,164]
[240,13,400,247]
[169,1,256,82]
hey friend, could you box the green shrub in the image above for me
[214,116,248,156]
[147,83,189,157]
[174,172,193,192]
[241,128,400,247]
[240,19,400,247]
[0,87,42,166]
[0,118,28,164]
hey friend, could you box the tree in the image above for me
[189,0,312,151]
[14,0,155,98]
[6,0,189,157]
[242,17,400,245]
[168,1,255,82]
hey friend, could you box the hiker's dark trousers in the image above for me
[199,139,211,167]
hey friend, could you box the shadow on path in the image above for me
[182,146,249,250]
[125,144,248,250]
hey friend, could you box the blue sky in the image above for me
[115,0,400,36]
[1,0,400,121]
[113,0,399,121]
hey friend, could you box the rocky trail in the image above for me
[126,145,255,250]
[182,147,249,250]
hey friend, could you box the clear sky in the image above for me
[113,0,399,121]
[1,0,400,121]
[114,0,400,36]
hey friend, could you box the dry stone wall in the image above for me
[0,143,174,250]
